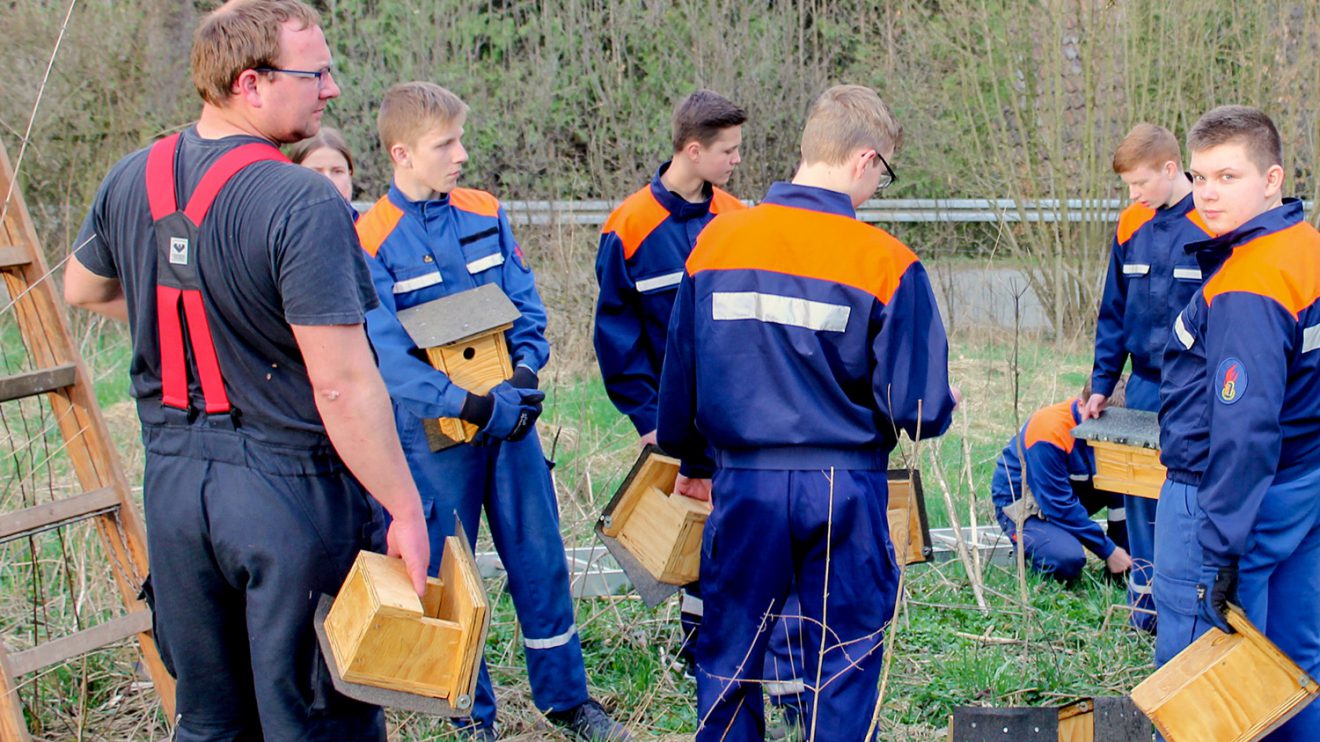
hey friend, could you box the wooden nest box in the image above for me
[323,526,490,710]
[888,469,932,566]
[1130,606,1319,741]
[1072,407,1166,499]
[397,284,522,450]
[600,447,708,585]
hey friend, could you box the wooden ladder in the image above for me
[0,140,175,738]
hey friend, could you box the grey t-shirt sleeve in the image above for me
[275,194,380,326]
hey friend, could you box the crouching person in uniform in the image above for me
[991,387,1133,583]
[63,1,432,739]
[355,81,629,741]
[657,85,957,742]
[1157,105,1320,740]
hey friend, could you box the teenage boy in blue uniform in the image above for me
[63,2,431,739]
[356,82,628,742]
[1081,124,1212,630]
[991,393,1132,582]
[658,85,957,742]
[593,88,747,680]
[1158,106,1320,740]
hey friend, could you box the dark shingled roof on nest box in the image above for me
[1072,407,1160,450]
[395,284,522,348]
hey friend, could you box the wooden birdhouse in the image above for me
[1130,606,1319,741]
[322,524,490,710]
[396,284,522,451]
[599,447,708,585]
[888,469,932,566]
[1072,407,1166,500]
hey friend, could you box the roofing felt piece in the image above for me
[1072,407,1161,450]
[396,283,521,348]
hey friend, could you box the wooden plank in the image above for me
[0,645,32,742]
[9,611,152,677]
[0,246,29,270]
[0,363,77,403]
[1090,441,1165,499]
[0,487,120,544]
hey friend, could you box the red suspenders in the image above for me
[144,132,287,416]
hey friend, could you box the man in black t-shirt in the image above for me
[63,2,428,739]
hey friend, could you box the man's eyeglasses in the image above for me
[872,149,897,190]
[254,66,334,89]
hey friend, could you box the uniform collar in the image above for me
[1186,198,1304,258]
[761,181,856,218]
[386,180,452,218]
[650,161,715,222]
[1154,189,1196,221]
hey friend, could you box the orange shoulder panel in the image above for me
[1023,400,1078,453]
[1203,222,1320,319]
[710,188,746,214]
[355,197,404,258]
[686,205,919,304]
[1186,207,1214,237]
[601,186,670,260]
[1115,203,1156,245]
[448,188,501,218]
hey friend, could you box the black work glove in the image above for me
[509,365,539,390]
[1196,563,1238,634]
[460,382,544,445]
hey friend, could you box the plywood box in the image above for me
[323,536,489,709]
[1130,606,1319,741]
[888,470,932,566]
[1072,408,1166,500]
[601,448,710,585]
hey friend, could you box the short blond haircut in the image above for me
[1112,123,1181,174]
[191,0,320,106]
[799,85,903,167]
[377,82,469,153]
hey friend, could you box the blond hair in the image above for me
[1188,105,1283,173]
[1112,124,1181,174]
[377,82,469,153]
[799,85,903,167]
[191,0,321,105]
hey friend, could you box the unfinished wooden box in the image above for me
[949,697,1149,741]
[396,284,522,450]
[323,534,490,709]
[600,448,709,585]
[888,470,932,566]
[1130,606,1319,741]
[1072,407,1166,500]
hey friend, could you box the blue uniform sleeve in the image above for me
[1024,441,1116,558]
[362,251,469,420]
[872,263,956,441]
[1091,235,1129,397]
[495,208,550,372]
[593,230,659,435]
[657,274,715,478]
[1197,293,1292,567]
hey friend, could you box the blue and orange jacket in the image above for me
[990,399,1115,559]
[1170,199,1320,567]
[1091,190,1212,398]
[593,162,744,435]
[656,182,955,476]
[357,182,549,421]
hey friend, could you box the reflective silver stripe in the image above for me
[1069,473,1089,481]
[1122,263,1151,276]
[466,252,505,274]
[1108,507,1126,522]
[1304,324,1320,354]
[1174,313,1194,349]
[712,291,851,333]
[524,624,577,650]
[636,271,684,293]
[1129,581,1153,596]
[1173,267,1202,280]
[681,593,704,617]
[392,271,442,294]
[764,679,806,697]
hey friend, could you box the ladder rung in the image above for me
[9,610,152,677]
[0,364,77,404]
[0,246,29,269]
[0,487,120,544]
